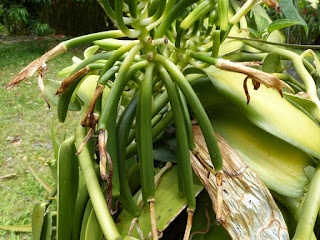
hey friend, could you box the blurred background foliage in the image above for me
[0,1,318,43]
[0,0,109,37]
[267,0,320,44]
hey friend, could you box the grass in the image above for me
[0,37,87,239]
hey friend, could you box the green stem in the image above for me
[155,54,223,172]
[65,30,126,48]
[228,36,320,50]
[76,124,122,240]
[293,163,320,240]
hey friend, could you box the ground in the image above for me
[0,37,86,239]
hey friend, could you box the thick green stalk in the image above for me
[154,54,223,172]
[293,163,320,240]
[76,124,122,240]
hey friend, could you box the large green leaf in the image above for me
[267,19,299,34]
[279,0,308,34]
[262,52,283,73]
[117,166,203,238]
[204,66,320,159]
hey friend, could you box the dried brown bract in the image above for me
[191,126,289,240]
[5,43,67,89]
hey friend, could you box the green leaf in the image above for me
[280,0,308,34]
[117,166,203,238]
[57,135,79,240]
[254,13,269,33]
[267,19,299,34]
[248,27,259,39]
[204,66,320,159]
[32,202,47,240]
[262,52,283,73]
[0,224,32,232]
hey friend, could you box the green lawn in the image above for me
[0,38,86,239]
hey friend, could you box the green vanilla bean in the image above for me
[128,0,138,19]
[204,9,218,37]
[141,0,166,25]
[115,0,141,38]
[180,0,215,31]
[64,30,126,48]
[154,0,199,39]
[97,0,117,23]
[72,52,115,74]
[293,163,320,240]
[137,63,156,201]
[211,30,220,58]
[155,54,223,172]
[159,66,196,209]
[116,94,140,217]
[75,123,122,240]
[176,86,196,151]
